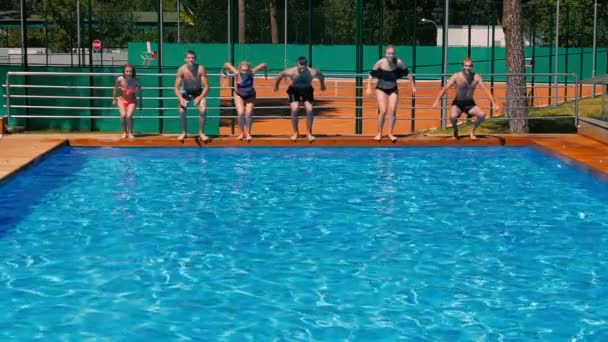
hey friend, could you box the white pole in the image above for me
[284,0,288,68]
[227,0,231,60]
[554,0,560,105]
[442,3,448,70]
[159,0,163,66]
[442,0,449,128]
[19,0,26,66]
[592,0,597,78]
[177,0,180,43]
[77,0,81,65]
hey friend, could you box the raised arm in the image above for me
[477,75,499,110]
[252,63,267,74]
[312,68,326,91]
[112,77,122,105]
[367,59,383,95]
[432,74,456,108]
[273,69,287,91]
[199,65,210,98]
[223,62,238,75]
[397,59,416,95]
[174,68,184,99]
[407,73,416,95]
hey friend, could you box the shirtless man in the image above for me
[273,56,327,142]
[432,57,499,140]
[174,50,210,142]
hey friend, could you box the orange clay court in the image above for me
[219,78,594,137]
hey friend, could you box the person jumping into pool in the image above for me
[367,44,416,142]
[222,60,267,141]
[174,50,210,142]
[273,56,327,142]
[432,57,499,140]
[112,63,142,139]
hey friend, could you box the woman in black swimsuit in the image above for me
[367,45,416,142]
[223,61,267,141]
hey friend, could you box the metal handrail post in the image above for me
[574,75,579,127]
[5,75,11,129]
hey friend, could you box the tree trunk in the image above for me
[269,0,279,43]
[502,0,528,133]
[238,0,246,43]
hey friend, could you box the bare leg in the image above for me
[244,101,254,141]
[387,92,399,142]
[290,101,299,141]
[125,103,136,139]
[375,90,388,141]
[304,101,315,142]
[468,106,486,140]
[177,103,188,141]
[450,105,462,139]
[234,95,245,139]
[118,101,127,138]
[198,101,208,141]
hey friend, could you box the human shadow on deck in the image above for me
[219,97,343,126]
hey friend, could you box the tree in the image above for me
[269,0,279,43]
[238,0,246,42]
[503,0,528,133]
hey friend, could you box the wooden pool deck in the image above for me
[1,133,608,182]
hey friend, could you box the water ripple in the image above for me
[0,147,607,339]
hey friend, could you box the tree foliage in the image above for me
[1,0,607,50]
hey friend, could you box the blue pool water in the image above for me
[1,146,608,340]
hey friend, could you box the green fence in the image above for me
[129,42,608,83]
[2,43,608,132]
[2,65,219,135]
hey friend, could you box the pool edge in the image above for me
[0,139,68,184]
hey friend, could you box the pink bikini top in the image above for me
[120,86,136,97]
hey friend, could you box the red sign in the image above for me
[92,39,102,51]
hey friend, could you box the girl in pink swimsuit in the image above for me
[112,64,142,139]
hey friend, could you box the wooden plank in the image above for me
[1,133,608,183]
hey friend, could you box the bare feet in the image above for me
[120,133,127,139]
[388,134,397,142]
[199,133,209,142]
[290,133,299,142]
[127,133,135,139]
[177,133,186,142]
[469,132,477,140]
[245,134,253,142]
[236,133,244,140]
[374,134,382,141]
[307,134,316,142]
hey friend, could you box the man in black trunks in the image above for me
[432,57,499,140]
[174,50,210,142]
[273,56,326,142]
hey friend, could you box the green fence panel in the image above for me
[3,43,607,133]
[0,65,24,128]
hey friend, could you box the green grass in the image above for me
[424,95,608,135]
[572,96,608,121]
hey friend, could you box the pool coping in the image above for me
[530,143,608,182]
[1,134,607,183]
[0,138,67,185]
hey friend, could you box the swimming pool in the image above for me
[0,146,607,339]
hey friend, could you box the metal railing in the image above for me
[2,71,582,135]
